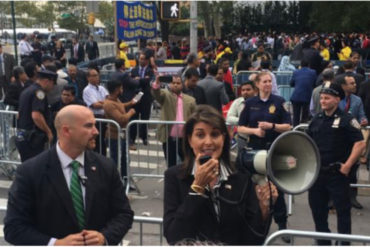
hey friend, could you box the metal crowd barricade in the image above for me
[95,118,122,177]
[277,85,294,103]
[125,120,185,194]
[0,110,20,179]
[133,216,163,246]
[264,229,370,245]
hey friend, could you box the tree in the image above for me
[33,2,56,29]
[97,2,114,36]
[56,1,88,33]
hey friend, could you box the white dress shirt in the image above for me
[83,83,108,116]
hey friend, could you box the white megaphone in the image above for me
[237,131,321,194]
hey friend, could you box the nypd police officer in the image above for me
[16,68,57,161]
[307,82,365,245]
[237,71,292,241]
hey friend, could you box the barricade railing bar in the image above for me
[133,216,163,246]
[263,229,370,245]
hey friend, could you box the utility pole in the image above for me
[11,1,17,65]
[189,1,197,54]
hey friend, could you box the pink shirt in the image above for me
[170,93,184,138]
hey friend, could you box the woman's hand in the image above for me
[192,154,220,189]
[255,182,278,220]
[254,128,266,138]
[258,121,273,130]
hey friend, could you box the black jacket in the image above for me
[183,85,207,105]
[4,80,32,110]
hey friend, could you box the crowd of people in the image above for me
[0,30,369,245]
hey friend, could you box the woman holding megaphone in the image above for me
[163,105,278,245]
[237,71,292,242]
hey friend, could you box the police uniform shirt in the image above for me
[307,108,363,167]
[238,94,291,149]
[18,83,50,130]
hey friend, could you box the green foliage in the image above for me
[97,2,114,36]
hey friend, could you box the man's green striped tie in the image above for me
[70,160,85,230]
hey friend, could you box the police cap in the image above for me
[38,69,58,83]
[320,82,345,99]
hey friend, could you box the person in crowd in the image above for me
[85,35,100,61]
[4,105,134,245]
[31,34,43,66]
[303,36,324,75]
[358,77,370,167]
[335,61,365,95]
[310,68,334,116]
[338,39,352,61]
[16,69,57,161]
[156,42,167,60]
[118,42,131,69]
[131,53,155,145]
[24,60,39,84]
[180,38,190,59]
[55,40,67,68]
[143,40,157,71]
[66,64,87,100]
[71,37,85,64]
[0,43,15,99]
[111,58,139,150]
[307,82,365,245]
[290,59,317,126]
[180,53,200,82]
[251,42,272,68]
[337,75,368,210]
[4,66,31,110]
[18,34,34,62]
[237,71,291,243]
[47,63,68,106]
[319,40,330,61]
[170,41,181,60]
[215,67,235,102]
[214,46,232,64]
[218,57,233,91]
[48,35,57,57]
[198,64,229,112]
[277,55,296,72]
[226,81,257,150]
[182,67,206,105]
[83,68,108,156]
[103,80,136,181]
[151,74,196,168]
[233,51,252,74]
[164,105,278,245]
[199,46,214,79]
[50,85,86,115]
[349,51,365,75]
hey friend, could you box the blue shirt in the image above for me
[339,94,368,123]
[238,94,291,149]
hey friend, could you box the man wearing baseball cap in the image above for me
[306,82,365,245]
[16,67,58,161]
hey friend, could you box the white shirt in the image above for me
[48,143,86,246]
[83,83,108,116]
[226,97,246,125]
[18,39,34,56]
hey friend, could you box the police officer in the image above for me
[16,67,57,161]
[302,36,324,75]
[237,71,292,242]
[307,82,365,245]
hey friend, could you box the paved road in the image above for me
[0,126,370,245]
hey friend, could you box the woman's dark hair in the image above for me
[107,80,122,94]
[13,66,25,80]
[182,105,231,176]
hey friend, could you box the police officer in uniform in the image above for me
[237,71,292,242]
[303,36,324,75]
[16,68,57,162]
[307,82,365,245]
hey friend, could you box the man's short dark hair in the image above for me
[343,60,354,70]
[186,53,198,65]
[62,84,76,96]
[241,80,255,89]
[322,68,334,81]
[13,66,25,81]
[218,57,229,66]
[208,64,219,76]
[115,58,125,69]
[260,60,271,70]
[87,67,99,77]
[184,68,199,80]
[107,80,122,94]
[24,61,37,78]
[88,61,99,73]
[301,59,309,67]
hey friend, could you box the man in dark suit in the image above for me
[85,35,99,61]
[66,64,87,100]
[0,44,15,99]
[130,53,155,145]
[182,67,206,105]
[4,105,134,245]
[71,37,85,64]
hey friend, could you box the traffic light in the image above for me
[161,1,180,20]
[87,12,95,25]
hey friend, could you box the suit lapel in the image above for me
[46,147,79,227]
[84,151,98,223]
